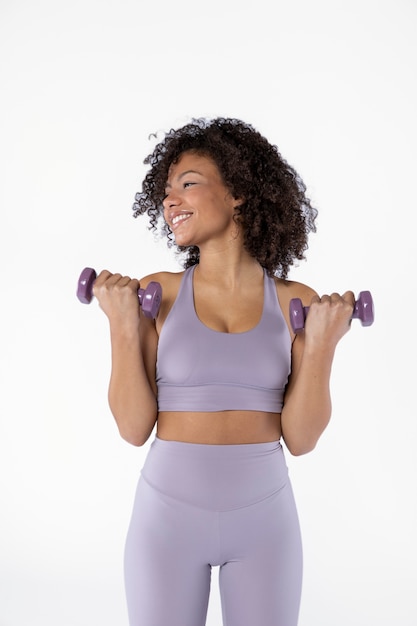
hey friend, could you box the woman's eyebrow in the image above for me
[165,170,203,189]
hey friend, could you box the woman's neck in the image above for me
[194,248,263,289]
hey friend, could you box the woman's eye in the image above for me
[183,182,195,189]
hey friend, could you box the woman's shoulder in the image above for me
[273,276,319,304]
[140,269,185,286]
[139,270,189,329]
[139,269,187,301]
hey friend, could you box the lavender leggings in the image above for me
[124,437,303,626]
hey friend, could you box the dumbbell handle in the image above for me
[289,290,374,333]
[76,267,162,319]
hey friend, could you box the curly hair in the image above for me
[132,117,317,278]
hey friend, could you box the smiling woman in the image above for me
[91,117,357,626]
[162,152,242,248]
[133,118,317,278]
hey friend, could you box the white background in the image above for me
[1,1,416,624]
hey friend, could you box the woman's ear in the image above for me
[233,196,245,210]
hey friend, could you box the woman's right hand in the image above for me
[92,270,141,327]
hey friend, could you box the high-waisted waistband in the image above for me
[140,437,289,512]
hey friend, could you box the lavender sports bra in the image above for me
[156,266,292,413]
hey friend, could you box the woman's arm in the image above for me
[93,271,159,446]
[281,289,355,456]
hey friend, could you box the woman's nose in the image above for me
[163,190,180,208]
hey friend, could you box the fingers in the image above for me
[328,292,355,316]
[342,290,355,307]
[93,270,139,297]
[91,271,141,325]
[310,291,355,310]
[303,289,360,347]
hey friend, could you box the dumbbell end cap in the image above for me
[76,267,97,304]
[357,290,374,326]
[141,281,163,319]
[289,297,306,333]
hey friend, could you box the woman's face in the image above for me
[162,151,241,249]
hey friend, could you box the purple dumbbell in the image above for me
[289,290,374,333]
[76,267,162,319]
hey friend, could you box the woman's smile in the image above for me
[171,212,193,230]
[163,152,241,246]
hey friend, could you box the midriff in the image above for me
[156,410,282,445]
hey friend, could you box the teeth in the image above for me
[172,213,191,226]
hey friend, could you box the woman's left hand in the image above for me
[304,291,355,348]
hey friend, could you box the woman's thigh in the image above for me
[218,482,303,626]
[124,477,216,626]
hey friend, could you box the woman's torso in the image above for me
[153,265,296,444]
